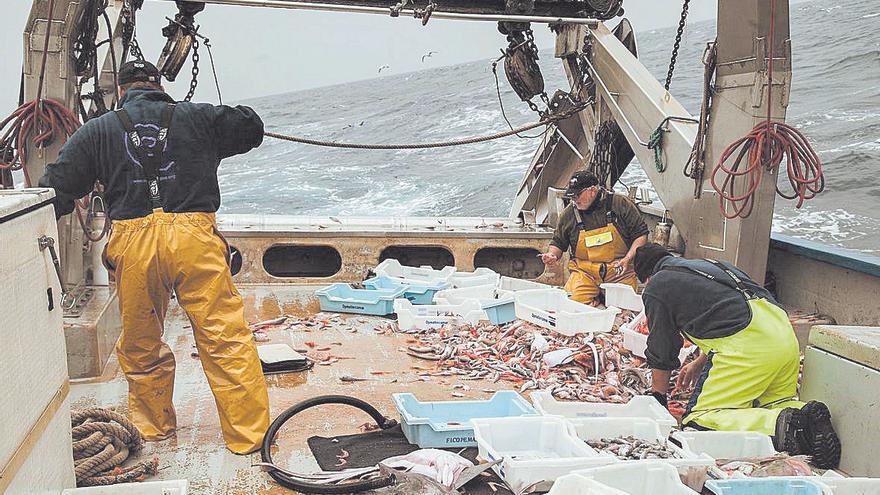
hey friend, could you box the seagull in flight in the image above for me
[378,65,390,74]
[421,51,438,62]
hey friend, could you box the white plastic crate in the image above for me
[472,416,616,494]
[448,267,501,288]
[600,283,644,312]
[393,298,485,330]
[573,461,701,495]
[566,418,714,469]
[531,392,678,438]
[434,285,517,325]
[373,259,456,285]
[499,276,552,292]
[621,321,696,364]
[816,476,880,495]
[515,289,620,335]
[548,474,629,495]
[62,480,188,494]
[671,431,777,460]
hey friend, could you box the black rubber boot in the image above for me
[798,401,841,470]
[773,407,804,455]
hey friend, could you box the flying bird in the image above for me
[378,65,390,74]
[421,51,439,62]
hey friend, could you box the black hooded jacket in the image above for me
[39,88,263,220]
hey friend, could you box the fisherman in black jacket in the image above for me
[633,243,841,469]
[38,60,270,454]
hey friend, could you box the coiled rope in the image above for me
[72,408,158,487]
[710,0,824,218]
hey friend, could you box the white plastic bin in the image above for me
[434,285,518,325]
[548,474,629,495]
[672,431,777,460]
[531,392,678,438]
[393,298,485,330]
[499,276,552,292]
[373,259,456,285]
[567,418,713,469]
[574,461,701,495]
[472,416,616,494]
[62,480,188,494]
[515,289,620,335]
[817,477,880,495]
[601,283,644,312]
[621,323,696,364]
[448,267,500,288]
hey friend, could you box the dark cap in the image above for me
[634,243,672,283]
[118,60,161,86]
[564,170,599,198]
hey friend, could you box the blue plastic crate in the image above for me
[481,296,516,325]
[363,275,449,305]
[392,390,538,448]
[314,283,405,315]
[705,479,826,495]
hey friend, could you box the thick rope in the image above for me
[263,105,587,150]
[71,408,158,487]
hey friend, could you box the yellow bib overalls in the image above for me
[564,208,637,305]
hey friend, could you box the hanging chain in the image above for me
[664,0,690,91]
[185,36,200,102]
[121,0,144,61]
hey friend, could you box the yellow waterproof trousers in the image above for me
[565,224,636,305]
[682,298,804,435]
[104,210,270,454]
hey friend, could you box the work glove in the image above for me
[650,391,668,408]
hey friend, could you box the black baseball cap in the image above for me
[118,60,161,86]
[563,170,600,198]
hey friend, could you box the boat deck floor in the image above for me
[70,285,517,494]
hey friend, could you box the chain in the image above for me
[664,0,690,91]
[121,0,144,61]
[185,37,200,102]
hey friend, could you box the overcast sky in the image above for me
[1,0,789,115]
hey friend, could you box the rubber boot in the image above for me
[773,407,803,455]
[797,401,841,469]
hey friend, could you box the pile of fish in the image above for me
[400,314,670,404]
[247,309,697,409]
[585,436,681,460]
[716,454,813,477]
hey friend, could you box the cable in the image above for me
[260,395,397,494]
[710,0,824,219]
[264,103,586,150]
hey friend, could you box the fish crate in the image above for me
[531,392,678,438]
[373,258,456,285]
[566,418,714,470]
[621,312,696,364]
[392,390,538,448]
[705,478,826,495]
[600,283,645,312]
[314,283,406,315]
[816,476,880,495]
[547,474,628,495]
[671,431,777,460]
[499,275,552,292]
[514,288,620,335]
[574,461,701,495]
[434,285,517,325]
[363,275,449,305]
[62,480,188,494]
[472,416,616,494]
[393,298,486,330]
[448,267,501,288]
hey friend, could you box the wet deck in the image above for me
[69,285,517,494]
